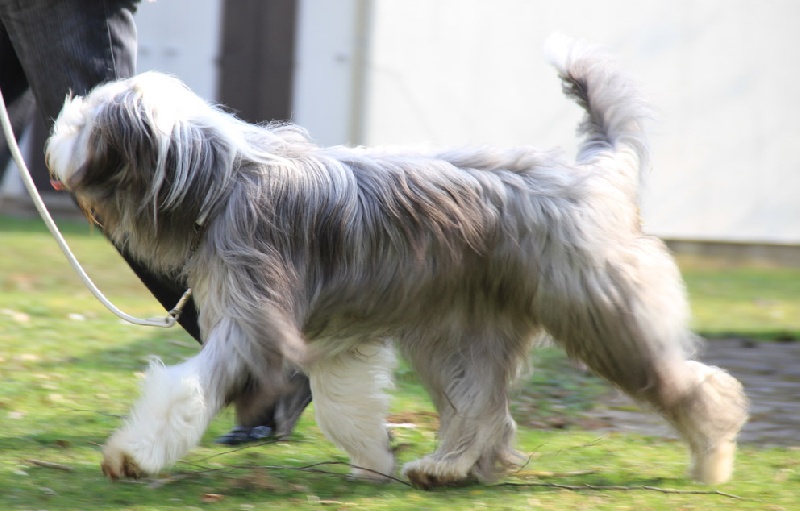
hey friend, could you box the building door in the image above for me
[217,0,297,124]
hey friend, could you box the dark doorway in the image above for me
[217,0,298,124]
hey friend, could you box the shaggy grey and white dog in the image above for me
[46,36,747,488]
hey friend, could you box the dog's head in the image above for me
[46,72,238,268]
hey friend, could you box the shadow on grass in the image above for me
[0,215,94,235]
[30,328,201,374]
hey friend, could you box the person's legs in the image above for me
[0,0,311,438]
[0,0,205,335]
[0,0,138,121]
[0,22,35,181]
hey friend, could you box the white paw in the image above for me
[101,435,145,480]
[99,361,214,479]
[691,439,737,485]
[402,457,475,489]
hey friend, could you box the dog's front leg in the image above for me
[306,340,396,481]
[101,319,245,479]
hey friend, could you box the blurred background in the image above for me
[2,0,798,261]
[2,5,800,502]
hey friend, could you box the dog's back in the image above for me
[48,35,746,488]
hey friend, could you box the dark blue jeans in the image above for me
[0,0,138,123]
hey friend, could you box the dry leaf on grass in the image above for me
[201,493,225,503]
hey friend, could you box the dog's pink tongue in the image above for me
[50,179,66,191]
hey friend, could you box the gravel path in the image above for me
[584,339,800,447]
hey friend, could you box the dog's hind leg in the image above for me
[101,317,249,479]
[306,340,396,481]
[664,360,748,485]
[538,239,748,484]
[399,330,529,489]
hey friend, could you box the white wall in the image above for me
[293,0,370,146]
[0,125,32,197]
[355,0,800,243]
[9,0,794,244]
[135,0,222,101]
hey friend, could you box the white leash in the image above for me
[0,89,190,328]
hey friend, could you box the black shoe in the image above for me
[215,371,313,446]
[272,371,313,437]
[214,425,274,446]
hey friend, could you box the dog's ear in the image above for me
[69,87,228,215]
[66,90,159,197]
[157,112,228,213]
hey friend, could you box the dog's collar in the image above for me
[188,210,211,261]
[195,209,209,230]
[170,217,207,324]
[167,287,193,322]
[190,221,206,253]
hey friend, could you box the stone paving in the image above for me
[584,338,800,447]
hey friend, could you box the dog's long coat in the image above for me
[46,36,747,488]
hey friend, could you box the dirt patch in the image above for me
[583,338,800,446]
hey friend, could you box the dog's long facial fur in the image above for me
[47,73,260,272]
[47,36,747,487]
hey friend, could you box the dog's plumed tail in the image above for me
[542,37,747,486]
[545,34,650,193]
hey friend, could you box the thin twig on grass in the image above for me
[173,459,412,487]
[267,461,413,487]
[525,470,597,477]
[58,404,125,419]
[25,459,74,471]
[91,422,743,500]
[174,456,744,500]
[498,481,744,500]
[147,473,193,489]
[187,437,281,464]
[541,435,609,457]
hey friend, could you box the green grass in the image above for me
[679,254,800,340]
[2,214,799,510]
